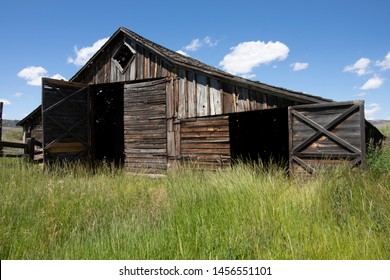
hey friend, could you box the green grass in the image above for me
[1,127,389,260]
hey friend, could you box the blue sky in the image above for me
[0,0,389,120]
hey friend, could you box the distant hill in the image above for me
[2,119,21,127]
[369,120,390,129]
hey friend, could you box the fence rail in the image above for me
[0,138,40,160]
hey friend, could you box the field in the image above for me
[0,126,389,259]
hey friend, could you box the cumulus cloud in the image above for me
[176,50,189,56]
[365,103,381,119]
[0,98,11,105]
[17,66,47,86]
[14,92,23,97]
[291,62,309,71]
[67,37,109,66]
[219,40,289,76]
[376,51,390,71]
[344,57,371,76]
[360,75,384,90]
[17,66,66,86]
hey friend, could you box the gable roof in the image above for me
[71,26,331,104]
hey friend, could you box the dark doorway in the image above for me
[229,108,289,167]
[90,83,124,166]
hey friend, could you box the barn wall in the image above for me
[174,68,298,120]
[179,115,231,169]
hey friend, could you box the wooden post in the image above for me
[29,137,35,160]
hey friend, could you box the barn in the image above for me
[16,27,385,175]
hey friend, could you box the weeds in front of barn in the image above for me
[1,126,389,259]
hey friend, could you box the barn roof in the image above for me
[71,26,331,104]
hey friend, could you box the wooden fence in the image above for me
[0,138,41,160]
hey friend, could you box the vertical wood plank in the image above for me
[222,83,233,113]
[197,74,208,116]
[144,49,150,79]
[136,44,143,80]
[178,69,187,119]
[210,78,222,115]
[187,71,196,118]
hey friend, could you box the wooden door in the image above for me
[288,101,365,175]
[123,79,167,173]
[42,78,90,162]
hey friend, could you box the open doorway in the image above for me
[90,83,124,166]
[229,108,289,167]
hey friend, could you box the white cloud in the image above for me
[376,51,390,71]
[219,40,289,76]
[176,50,189,56]
[344,57,371,76]
[17,66,66,86]
[203,36,218,47]
[17,66,47,86]
[355,92,366,97]
[50,74,67,80]
[14,92,23,97]
[365,103,381,119]
[0,98,11,105]
[291,62,309,71]
[360,75,384,90]
[67,37,109,66]
[180,36,219,54]
[184,39,202,52]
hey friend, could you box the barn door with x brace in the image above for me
[288,101,366,176]
[42,78,90,162]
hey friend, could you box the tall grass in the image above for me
[1,126,389,259]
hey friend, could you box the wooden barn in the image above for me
[17,27,385,175]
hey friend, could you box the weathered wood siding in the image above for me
[72,35,174,85]
[180,115,230,169]
[123,79,167,173]
[289,101,366,176]
[175,68,297,120]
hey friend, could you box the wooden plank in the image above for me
[187,72,196,118]
[210,78,222,115]
[196,74,208,116]
[0,141,27,149]
[178,69,187,119]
